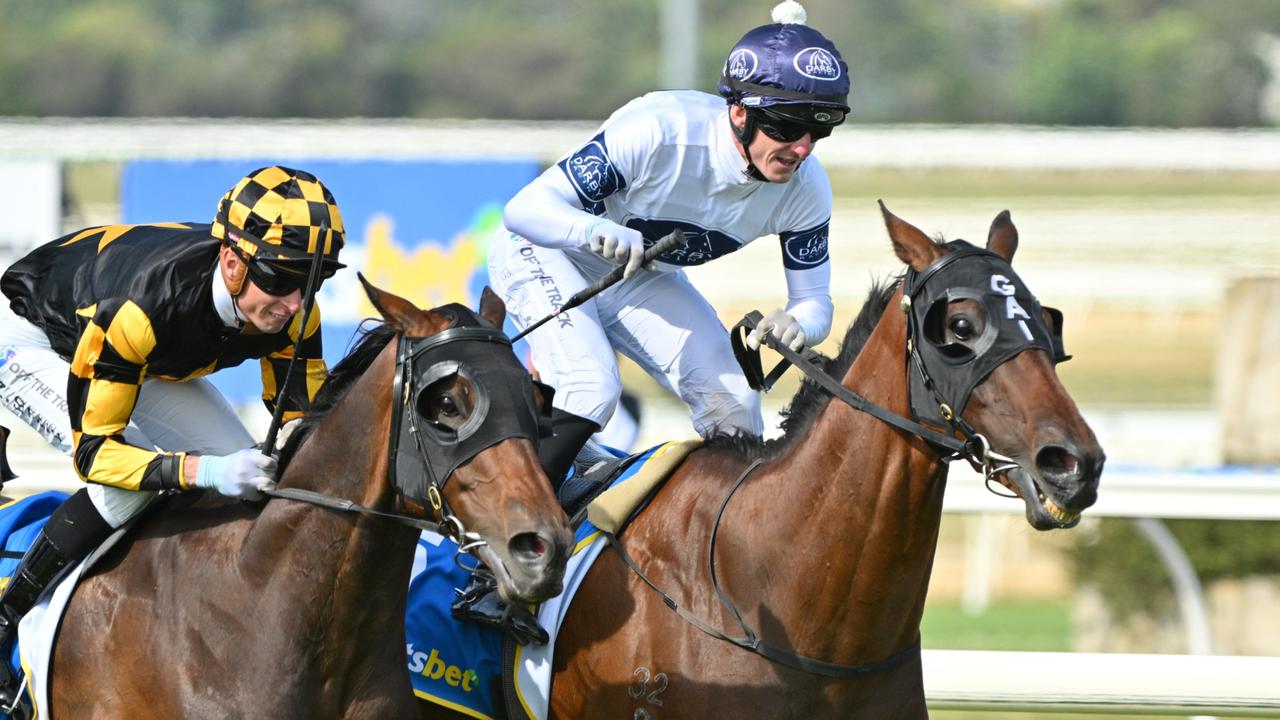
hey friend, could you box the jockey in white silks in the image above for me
[488,1,851,492]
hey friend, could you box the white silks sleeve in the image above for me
[502,168,605,250]
[782,262,834,347]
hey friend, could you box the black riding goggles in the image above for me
[751,106,844,143]
[241,255,337,297]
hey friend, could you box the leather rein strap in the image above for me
[263,486,444,534]
[605,457,921,678]
[732,309,974,458]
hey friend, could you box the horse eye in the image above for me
[949,316,976,341]
[436,395,460,417]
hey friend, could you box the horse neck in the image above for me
[736,286,948,662]
[246,341,419,670]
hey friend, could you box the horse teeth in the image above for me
[1042,496,1079,523]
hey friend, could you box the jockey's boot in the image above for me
[539,409,600,493]
[451,572,549,646]
[0,530,75,717]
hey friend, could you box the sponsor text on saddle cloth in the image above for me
[407,441,697,720]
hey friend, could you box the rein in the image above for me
[732,309,1017,477]
[262,486,453,535]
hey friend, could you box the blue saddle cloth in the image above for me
[405,443,661,719]
[0,491,68,705]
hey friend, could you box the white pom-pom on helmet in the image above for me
[771,0,807,24]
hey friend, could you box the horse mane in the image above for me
[276,320,396,473]
[704,278,902,460]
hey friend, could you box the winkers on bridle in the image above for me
[387,305,553,542]
[901,240,1070,448]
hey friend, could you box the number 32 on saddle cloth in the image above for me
[406,440,698,720]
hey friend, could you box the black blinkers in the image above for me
[387,306,553,514]
[903,240,1069,429]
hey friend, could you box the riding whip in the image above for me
[512,229,686,342]
[261,222,331,454]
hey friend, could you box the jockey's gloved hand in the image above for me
[587,221,645,279]
[196,448,277,501]
[747,309,807,352]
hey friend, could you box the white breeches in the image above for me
[488,231,763,438]
[0,301,254,528]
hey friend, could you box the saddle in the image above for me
[556,441,643,523]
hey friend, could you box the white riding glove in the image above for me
[586,221,646,279]
[747,309,807,352]
[196,448,277,501]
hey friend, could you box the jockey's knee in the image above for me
[45,488,115,559]
[86,484,158,530]
[688,383,763,438]
[549,365,622,429]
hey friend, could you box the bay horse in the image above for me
[41,278,573,718]
[422,203,1103,719]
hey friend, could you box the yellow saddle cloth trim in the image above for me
[586,439,702,534]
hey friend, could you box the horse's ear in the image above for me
[987,210,1018,262]
[478,286,506,328]
[358,273,432,333]
[880,200,943,271]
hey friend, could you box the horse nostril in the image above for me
[508,532,547,563]
[1036,444,1081,484]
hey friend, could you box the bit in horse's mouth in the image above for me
[993,468,1081,526]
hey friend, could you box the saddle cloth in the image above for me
[0,491,67,720]
[1,491,133,720]
[407,440,697,720]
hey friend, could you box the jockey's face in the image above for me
[239,278,303,334]
[730,104,816,183]
[220,246,303,334]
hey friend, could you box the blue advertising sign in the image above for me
[121,159,540,408]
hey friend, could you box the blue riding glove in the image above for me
[196,448,277,501]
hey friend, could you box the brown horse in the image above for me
[422,204,1103,719]
[42,279,572,718]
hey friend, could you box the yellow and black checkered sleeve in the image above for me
[67,298,187,491]
[261,304,327,422]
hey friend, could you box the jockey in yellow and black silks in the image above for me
[0,166,346,712]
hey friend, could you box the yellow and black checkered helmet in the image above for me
[212,166,346,271]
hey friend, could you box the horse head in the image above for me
[360,276,572,603]
[882,202,1104,530]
